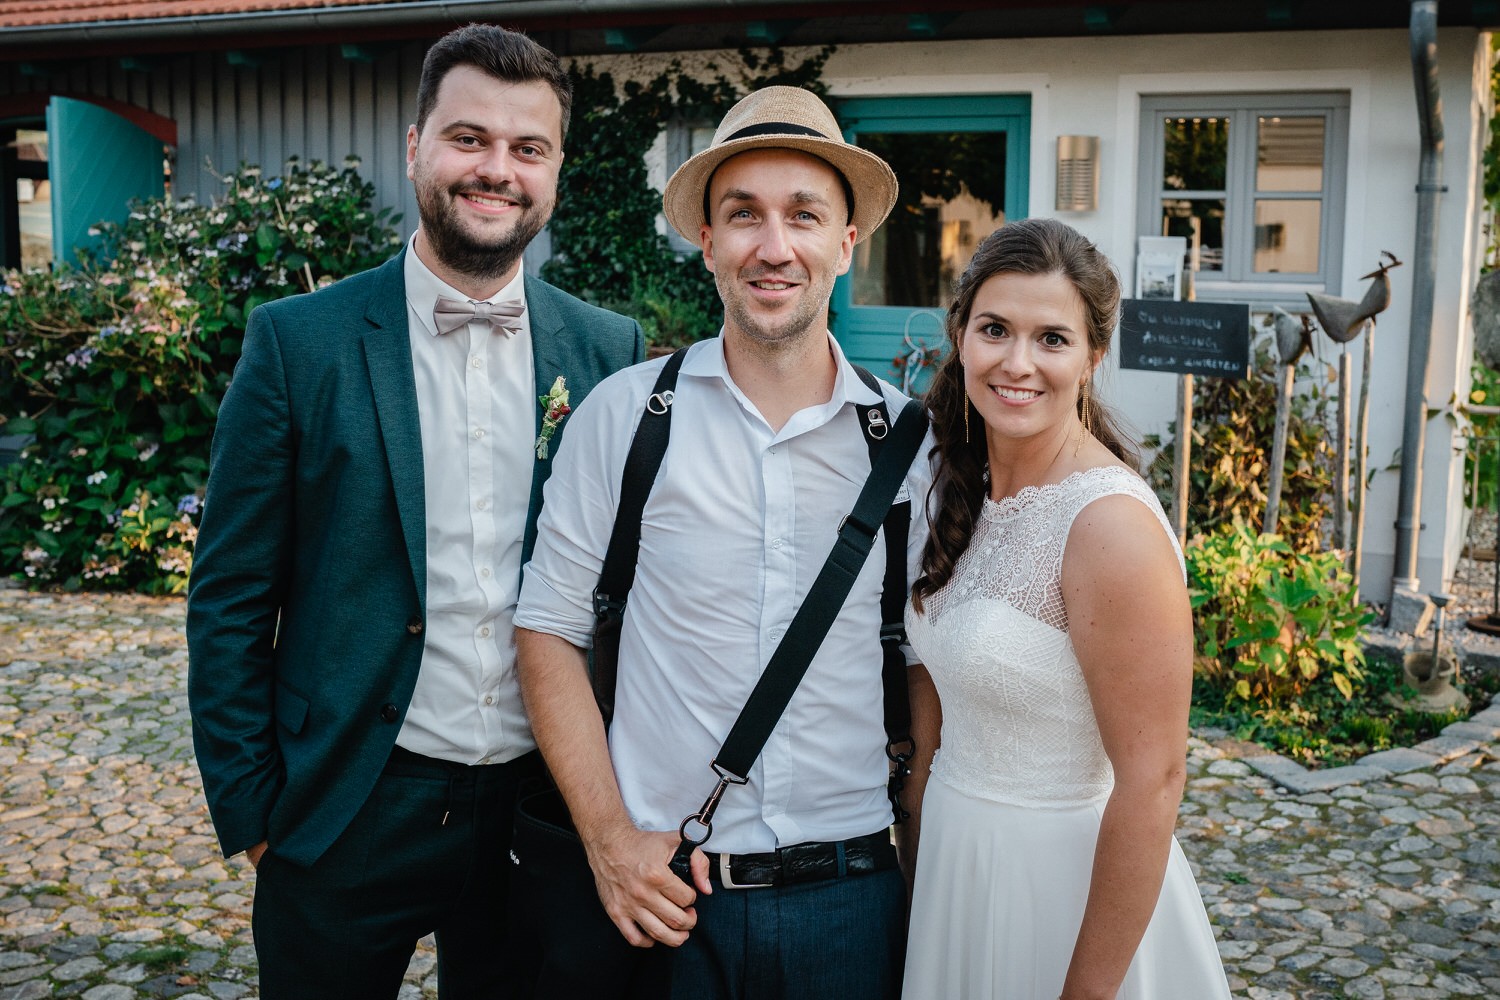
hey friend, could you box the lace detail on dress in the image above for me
[907,465,1181,807]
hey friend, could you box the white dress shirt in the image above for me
[399,238,536,764]
[516,335,933,853]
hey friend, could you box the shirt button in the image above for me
[471,356,483,368]
[476,498,490,511]
[473,427,485,439]
[769,628,784,642]
[484,695,494,706]
[380,703,399,723]
[479,626,491,638]
[772,538,783,549]
[480,567,492,579]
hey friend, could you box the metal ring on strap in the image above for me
[864,409,889,440]
[647,389,675,415]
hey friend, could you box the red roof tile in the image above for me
[0,0,404,29]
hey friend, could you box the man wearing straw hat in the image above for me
[515,86,938,997]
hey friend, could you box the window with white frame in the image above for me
[1137,92,1349,304]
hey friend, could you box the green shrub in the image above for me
[1147,344,1335,554]
[1464,361,1500,510]
[0,158,400,593]
[1188,520,1372,707]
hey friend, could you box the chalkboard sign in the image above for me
[1117,299,1250,379]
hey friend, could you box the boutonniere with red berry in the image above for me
[535,376,572,459]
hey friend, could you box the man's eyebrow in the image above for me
[436,120,555,151]
[716,189,833,207]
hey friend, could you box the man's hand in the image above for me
[586,825,711,948]
[245,841,268,869]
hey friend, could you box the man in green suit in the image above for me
[186,25,642,999]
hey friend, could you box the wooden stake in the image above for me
[1350,325,1375,594]
[1265,362,1296,535]
[1173,373,1193,546]
[1333,349,1352,550]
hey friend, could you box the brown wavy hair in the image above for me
[912,217,1135,612]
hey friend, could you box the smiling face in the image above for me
[960,269,1099,452]
[406,65,563,296]
[699,148,856,350]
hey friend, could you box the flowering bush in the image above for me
[1,158,400,592]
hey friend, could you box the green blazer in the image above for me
[186,250,644,867]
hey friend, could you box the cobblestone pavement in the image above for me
[1,587,1498,999]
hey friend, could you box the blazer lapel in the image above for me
[362,252,427,607]
[526,274,570,444]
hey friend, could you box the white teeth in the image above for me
[754,281,791,290]
[995,387,1041,400]
[466,194,509,207]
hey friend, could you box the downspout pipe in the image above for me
[1392,0,1444,593]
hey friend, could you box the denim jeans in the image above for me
[668,864,907,1000]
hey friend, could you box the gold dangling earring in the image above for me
[1075,378,1092,456]
[963,390,971,444]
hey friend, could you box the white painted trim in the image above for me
[826,73,1051,218]
[1112,69,1373,299]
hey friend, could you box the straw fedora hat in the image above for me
[662,85,898,246]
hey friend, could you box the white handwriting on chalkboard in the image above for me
[1139,330,1230,353]
[1133,309,1224,332]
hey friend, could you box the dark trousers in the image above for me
[251,746,542,1000]
[669,864,907,1000]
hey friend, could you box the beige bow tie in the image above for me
[433,296,526,336]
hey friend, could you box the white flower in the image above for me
[86,471,107,485]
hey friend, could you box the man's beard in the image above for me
[716,265,827,348]
[416,178,551,284]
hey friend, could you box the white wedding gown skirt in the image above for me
[903,776,1231,999]
[902,468,1232,999]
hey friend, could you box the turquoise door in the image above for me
[834,95,1030,393]
[46,97,166,266]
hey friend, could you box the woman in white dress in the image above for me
[902,219,1232,1000]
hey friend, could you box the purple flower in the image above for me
[177,494,202,515]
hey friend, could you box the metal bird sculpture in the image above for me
[1263,309,1315,535]
[1305,251,1402,593]
[1272,307,1313,366]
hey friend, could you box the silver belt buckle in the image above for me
[718,852,773,889]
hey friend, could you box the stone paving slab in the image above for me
[3,586,1500,999]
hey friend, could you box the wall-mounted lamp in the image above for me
[1056,135,1100,212]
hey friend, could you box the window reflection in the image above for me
[1163,116,1228,192]
[1257,116,1324,192]
[851,131,1006,308]
[1254,199,1321,273]
[1160,197,1226,272]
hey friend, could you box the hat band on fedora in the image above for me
[724,121,830,142]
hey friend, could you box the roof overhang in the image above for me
[1,0,1495,61]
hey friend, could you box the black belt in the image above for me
[705,831,897,889]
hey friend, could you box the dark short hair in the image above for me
[416,24,573,138]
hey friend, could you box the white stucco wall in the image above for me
[586,26,1492,603]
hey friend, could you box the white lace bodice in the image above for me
[906,465,1182,807]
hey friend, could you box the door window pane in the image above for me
[1253,198,1321,273]
[1256,116,1324,192]
[851,131,1006,308]
[1162,117,1228,191]
[1160,197,1226,272]
[15,129,50,269]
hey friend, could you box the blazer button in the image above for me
[406,617,423,635]
[380,703,399,723]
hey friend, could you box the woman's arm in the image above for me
[1058,493,1194,1000]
